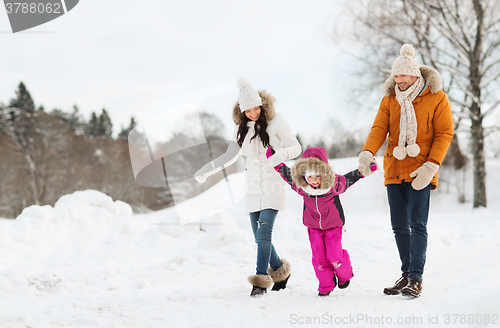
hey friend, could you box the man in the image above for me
[358,44,454,298]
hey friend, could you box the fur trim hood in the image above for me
[384,65,443,97]
[232,90,276,125]
[291,147,335,190]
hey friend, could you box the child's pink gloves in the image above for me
[358,151,378,177]
[266,148,284,171]
[409,161,439,190]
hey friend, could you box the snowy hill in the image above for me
[0,157,499,328]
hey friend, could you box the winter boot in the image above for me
[338,279,350,289]
[383,272,408,295]
[271,274,290,291]
[401,280,423,298]
[268,259,291,291]
[318,291,331,297]
[250,286,267,297]
[248,274,273,297]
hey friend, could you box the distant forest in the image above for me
[0,82,230,218]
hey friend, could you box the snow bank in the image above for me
[9,190,134,246]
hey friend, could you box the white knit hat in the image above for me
[391,44,421,77]
[303,170,318,178]
[237,78,262,112]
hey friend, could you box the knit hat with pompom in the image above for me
[237,78,262,112]
[391,44,421,77]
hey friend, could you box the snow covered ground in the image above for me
[1,157,499,328]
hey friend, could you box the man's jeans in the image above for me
[387,181,431,281]
[250,209,282,275]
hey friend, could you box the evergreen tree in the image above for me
[0,103,6,133]
[118,116,137,142]
[52,105,85,135]
[5,82,41,205]
[8,82,35,115]
[98,108,113,137]
[68,105,85,135]
[86,112,100,137]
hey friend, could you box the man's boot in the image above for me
[401,280,423,298]
[383,272,408,295]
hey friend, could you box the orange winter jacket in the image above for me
[362,66,454,190]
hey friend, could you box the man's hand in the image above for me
[358,151,378,177]
[409,161,439,190]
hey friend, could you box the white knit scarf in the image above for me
[240,121,260,158]
[393,76,426,160]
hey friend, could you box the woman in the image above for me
[195,78,302,297]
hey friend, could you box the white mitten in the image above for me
[267,149,286,168]
[358,151,378,177]
[409,161,439,190]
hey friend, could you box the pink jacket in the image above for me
[267,147,362,230]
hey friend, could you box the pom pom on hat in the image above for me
[400,43,415,57]
[237,78,250,90]
[391,44,421,77]
[237,78,262,112]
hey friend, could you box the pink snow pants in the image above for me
[308,227,354,293]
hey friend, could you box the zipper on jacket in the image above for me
[315,195,323,230]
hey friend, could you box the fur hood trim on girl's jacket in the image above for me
[232,90,276,125]
[292,147,335,191]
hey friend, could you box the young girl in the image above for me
[267,146,375,296]
[195,79,302,297]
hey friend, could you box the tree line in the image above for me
[0,82,170,218]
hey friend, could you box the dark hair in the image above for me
[236,106,271,148]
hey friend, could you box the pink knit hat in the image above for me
[391,44,421,77]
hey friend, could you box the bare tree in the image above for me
[338,0,500,207]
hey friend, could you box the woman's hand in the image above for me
[266,148,285,171]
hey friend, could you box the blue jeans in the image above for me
[249,209,282,275]
[387,182,431,281]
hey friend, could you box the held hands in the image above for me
[358,151,378,177]
[266,148,285,171]
[409,161,439,190]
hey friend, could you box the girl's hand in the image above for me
[266,148,285,171]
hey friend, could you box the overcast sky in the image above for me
[0,0,378,141]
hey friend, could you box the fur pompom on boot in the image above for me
[248,274,273,297]
[268,259,291,291]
